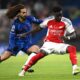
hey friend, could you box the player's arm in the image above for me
[17,27,43,38]
[17,18,48,38]
[9,24,16,48]
[29,16,43,24]
[62,19,76,40]
[62,31,76,40]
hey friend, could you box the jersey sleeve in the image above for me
[39,18,50,28]
[29,16,43,24]
[10,24,16,37]
[65,18,75,33]
[39,16,54,28]
[9,24,16,48]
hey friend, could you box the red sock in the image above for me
[24,52,45,71]
[67,46,77,65]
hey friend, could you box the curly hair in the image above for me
[6,4,25,19]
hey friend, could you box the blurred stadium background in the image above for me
[0,0,80,54]
[0,0,80,80]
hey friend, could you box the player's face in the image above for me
[54,11,62,22]
[19,8,27,20]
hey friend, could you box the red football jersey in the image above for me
[45,20,65,43]
[40,16,75,43]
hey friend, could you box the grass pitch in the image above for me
[0,53,80,80]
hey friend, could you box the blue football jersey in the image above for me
[7,16,43,55]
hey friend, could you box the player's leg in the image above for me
[26,45,40,66]
[18,45,41,76]
[67,45,80,75]
[0,44,20,62]
[18,42,53,76]
[0,51,12,62]
[22,45,39,72]
[18,50,46,76]
[53,43,80,75]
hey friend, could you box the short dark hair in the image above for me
[52,6,62,13]
[6,4,25,19]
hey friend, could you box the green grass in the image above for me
[0,53,80,80]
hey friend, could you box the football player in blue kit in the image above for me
[0,4,47,72]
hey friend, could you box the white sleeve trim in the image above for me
[40,16,54,28]
[62,17,75,34]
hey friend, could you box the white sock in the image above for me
[19,70,25,75]
[72,65,78,70]
[23,53,36,67]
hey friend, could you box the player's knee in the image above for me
[28,45,40,53]
[27,51,31,55]
[27,51,36,56]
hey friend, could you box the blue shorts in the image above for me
[7,41,33,56]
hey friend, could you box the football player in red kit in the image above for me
[19,6,80,76]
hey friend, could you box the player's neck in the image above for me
[19,17,25,22]
[55,19,61,22]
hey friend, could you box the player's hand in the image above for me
[61,36,68,40]
[17,33,27,38]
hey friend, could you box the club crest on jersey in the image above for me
[59,26,64,29]
[49,25,53,28]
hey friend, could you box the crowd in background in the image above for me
[0,0,80,53]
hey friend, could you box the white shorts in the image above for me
[40,41,70,54]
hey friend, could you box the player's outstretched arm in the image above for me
[17,27,43,38]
